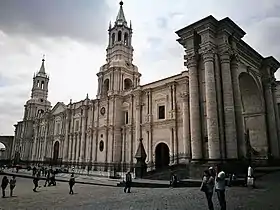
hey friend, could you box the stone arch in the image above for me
[103,79,110,94]
[155,142,170,169]
[0,136,13,161]
[239,72,263,114]
[0,142,6,160]
[124,78,133,90]
[238,72,268,157]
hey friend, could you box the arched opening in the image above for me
[103,79,110,95]
[124,33,128,45]
[0,142,6,160]
[112,33,115,45]
[238,72,267,157]
[118,31,122,42]
[41,81,44,89]
[155,143,170,169]
[239,72,262,114]
[124,78,133,90]
[37,80,40,87]
[53,141,59,162]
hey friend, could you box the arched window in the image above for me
[37,81,40,87]
[118,31,122,42]
[41,81,44,89]
[103,79,110,94]
[112,33,115,45]
[124,78,133,90]
[124,33,128,45]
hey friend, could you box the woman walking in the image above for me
[9,176,16,197]
[1,176,9,198]
[200,169,215,210]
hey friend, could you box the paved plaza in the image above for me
[0,172,280,210]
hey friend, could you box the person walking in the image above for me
[124,171,132,193]
[9,176,16,197]
[44,170,50,187]
[33,173,40,192]
[200,170,215,210]
[215,165,227,210]
[69,173,75,195]
[1,176,9,198]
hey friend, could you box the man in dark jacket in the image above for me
[33,173,40,192]
[69,173,75,195]
[1,176,9,198]
[124,171,132,193]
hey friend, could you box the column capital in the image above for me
[180,93,189,102]
[202,48,215,63]
[184,54,198,68]
[262,76,274,88]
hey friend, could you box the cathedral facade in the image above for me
[12,2,280,169]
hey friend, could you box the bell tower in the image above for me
[97,1,141,98]
[24,56,51,120]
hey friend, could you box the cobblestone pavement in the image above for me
[0,172,279,210]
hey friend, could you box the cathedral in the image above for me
[12,2,280,171]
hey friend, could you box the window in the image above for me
[75,121,79,131]
[99,140,104,152]
[124,78,132,90]
[56,123,61,135]
[103,79,109,95]
[124,33,128,45]
[37,81,40,87]
[125,111,129,124]
[41,81,44,89]
[118,31,122,41]
[112,33,115,45]
[100,134,103,138]
[158,105,165,119]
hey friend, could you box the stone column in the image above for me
[31,127,38,161]
[264,80,279,157]
[203,50,220,159]
[220,52,238,159]
[231,56,244,157]
[68,135,72,161]
[135,92,141,147]
[186,55,202,159]
[146,131,149,162]
[72,134,77,162]
[63,116,70,161]
[272,82,280,147]
[170,127,174,163]
[181,93,190,159]
[122,128,126,163]
[80,117,86,162]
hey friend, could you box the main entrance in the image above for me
[155,143,170,169]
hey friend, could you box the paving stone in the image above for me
[0,172,280,210]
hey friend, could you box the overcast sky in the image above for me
[0,0,280,135]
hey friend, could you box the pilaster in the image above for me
[181,93,190,160]
[219,49,238,159]
[202,49,220,159]
[263,77,279,157]
[186,54,202,160]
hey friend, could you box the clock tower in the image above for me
[96,1,141,98]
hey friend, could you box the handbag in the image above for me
[200,182,208,192]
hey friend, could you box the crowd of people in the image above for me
[1,166,77,198]
[200,165,255,210]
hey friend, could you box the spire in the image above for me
[39,55,46,74]
[115,1,127,26]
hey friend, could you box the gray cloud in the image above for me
[0,0,110,43]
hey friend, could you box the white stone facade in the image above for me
[12,4,280,169]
